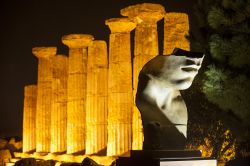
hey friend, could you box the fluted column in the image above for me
[23,85,37,153]
[50,55,68,153]
[62,34,94,154]
[105,18,136,156]
[33,47,57,153]
[121,3,165,150]
[164,12,190,54]
[86,40,108,155]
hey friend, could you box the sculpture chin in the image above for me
[175,79,194,90]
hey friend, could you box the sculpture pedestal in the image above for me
[116,150,217,166]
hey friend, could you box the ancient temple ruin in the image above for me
[20,3,190,165]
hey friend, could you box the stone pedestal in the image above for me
[62,34,94,154]
[86,40,108,155]
[164,13,190,54]
[23,85,37,153]
[105,18,136,156]
[121,3,165,150]
[50,55,68,153]
[33,47,57,153]
[116,150,217,166]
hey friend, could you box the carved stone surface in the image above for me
[136,48,204,150]
[121,3,166,150]
[23,85,37,153]
[33,47,56,153]
[86,40,108,155]
[106,18,135,156]
[62,34,94,154]
[51,55,68,153]
[121,3,165,24]
[164,13,190,54]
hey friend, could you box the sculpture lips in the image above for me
[181,67,198,72]
[172,78,191,84]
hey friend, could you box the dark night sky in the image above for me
[0,0,197,137]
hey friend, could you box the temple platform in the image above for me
[116,150,217,166]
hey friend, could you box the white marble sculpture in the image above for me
[136,48,204,150]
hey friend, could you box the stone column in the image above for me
[121,3,165,150]
[33,47,57,153]
[86,40,108,155]
[50,55,68,153]
[23,85,37,153]
[164,12,190,54]
[105,18,136,156]
[62,34,94,154]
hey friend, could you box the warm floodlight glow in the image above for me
[18,2,214,166]
[121,3,166,151]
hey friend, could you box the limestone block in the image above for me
[133,25,159,57]
[86,69,108,96]
[23,85,37,153]
[108,62,132,93]
[66,100,86,154]
[67,49,88,74]
[86,40,108,155]
[87,41,108,68]
[62,34,94,154]
[108,92,133,123]
[51,55,68,153]
[33,47,56,153]
[62,34,94,49]
[32,47,57,59]
[120,3,165,24]
[121,3,166,150]
[67,74,86,101]
[106,18,135,156]
[164,12,190,54]
[105,18,136,33]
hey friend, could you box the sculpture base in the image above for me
[116,150,217,166]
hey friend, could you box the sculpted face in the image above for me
[136,49,204,150]
[141,51,204,90]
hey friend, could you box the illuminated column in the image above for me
[33,47,57,153]
[50,55,68,153]
[23,85,37,153]
[86,40,108,155]
[62,34,94,154]
[105,18,136,156]
[121,3,165,150]
[164,12,190,54]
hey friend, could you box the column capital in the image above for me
[32,47,57,59]
[120,3,165,24]
[164,12,189,22]
[105,18,136,33]
[24,85,37,97]
[62,34,94,49]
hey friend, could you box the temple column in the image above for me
[33,47,57,153]
[121,3,165,150]
[62,34,94,154]
[105,18,136,156]
[50,55,68,153]
[164,12,190,54]
[86,40,108,155]
[23,85,37,153]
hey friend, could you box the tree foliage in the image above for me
[191,0,250,131]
